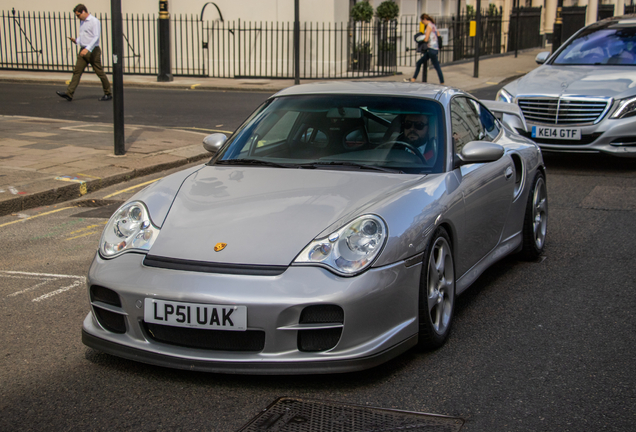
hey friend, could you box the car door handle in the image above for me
[505,166,514,179]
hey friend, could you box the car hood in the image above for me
[147,166,424,266]
[506,65,636,99]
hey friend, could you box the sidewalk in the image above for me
[0,48,546,217]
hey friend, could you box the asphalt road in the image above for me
[1,83,635,431]
[0,82,273,131]
[0,82,500,132]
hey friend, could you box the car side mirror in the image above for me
[535,51,550,65]
[202,133,228,153]
[455,141,504,167]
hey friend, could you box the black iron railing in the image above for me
[2,9,521,79]
[507,7,542,52]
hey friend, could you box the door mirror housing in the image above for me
[535,51,550,64]
[455,141,505,167]
[202,133,228,153]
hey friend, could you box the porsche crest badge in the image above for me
[214,243,227,252]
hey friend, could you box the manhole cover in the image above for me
[238,397,464,432]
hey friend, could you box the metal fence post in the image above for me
[157,0,173,81]
[111,0,125,155]
[474,0,482,78]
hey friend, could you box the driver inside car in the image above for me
[397,114,437,162]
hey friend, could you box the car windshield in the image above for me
[213,95,446,174]
[553,24,636,66]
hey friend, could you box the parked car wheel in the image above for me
[418,227,455,349]
[521,172,548,260]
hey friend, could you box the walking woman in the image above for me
[408,14,444,84]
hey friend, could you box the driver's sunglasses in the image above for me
[402,121,428,130]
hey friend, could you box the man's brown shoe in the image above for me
[56,91,72,101]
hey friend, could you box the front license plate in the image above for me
[144,298,247,331]
[532,126,581,140]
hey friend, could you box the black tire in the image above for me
[417,226,455,350]
[521,171,548,260]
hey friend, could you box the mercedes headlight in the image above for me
[99,201,160,258]
[611,96,636,119]
[496,88,514,104]
[294,215,387,276]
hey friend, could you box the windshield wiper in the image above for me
[297,161,403,173]
[215,159,294,168]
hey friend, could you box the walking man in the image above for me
[56,4,112,102]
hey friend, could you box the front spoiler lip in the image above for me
[82,329,417,375]
[537,142,636,157]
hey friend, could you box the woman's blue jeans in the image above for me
[412,49,444,84]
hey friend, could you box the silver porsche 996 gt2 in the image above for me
[82,82,548,374]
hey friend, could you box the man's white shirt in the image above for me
[76,14,101,52]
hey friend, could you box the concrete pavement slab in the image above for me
[0,116,211,216]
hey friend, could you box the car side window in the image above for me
[450,97,481,153]
[470,100,500,141]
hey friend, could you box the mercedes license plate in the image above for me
[532,126,581,140]
[144,298,247,331]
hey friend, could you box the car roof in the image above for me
[592,13,636,29]
[271,81,449,99]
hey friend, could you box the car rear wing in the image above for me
[481,100,528,134]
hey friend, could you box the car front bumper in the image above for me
[82,253,422,374]
[525,116,636,157]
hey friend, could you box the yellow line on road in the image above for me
[173,126,233,134]
[68,222,107,235]
[0,207,75,228]
[66,231,99,241]
[191,84,201,89]
[102,178,161,199]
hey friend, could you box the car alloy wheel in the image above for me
[521,172,548,260]
[418,226,455,349]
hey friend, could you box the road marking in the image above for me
[0,270,85,279]
[33,279,84,302]
[0,207,75,228]
[1,271,86,301]
[8,278,54,297]
[68,222,107,235]
[102,178,161,199]
[486,81,498,85]
[172,126,233,134]
[66,231,99,241]
[191,84,201,89]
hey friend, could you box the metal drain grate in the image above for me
[238,397,464,432]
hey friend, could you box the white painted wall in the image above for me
[2,0,346,23]
[4,0,469,21]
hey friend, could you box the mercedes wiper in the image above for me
[297,161,403,173]
[215,159,294,168]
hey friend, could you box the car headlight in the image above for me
[99,201,160,258]
[611,96,636,119]
[496,88,514,104]
[294,215,387,276]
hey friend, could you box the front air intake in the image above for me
[90,285,126,333]
[297,305,344,352]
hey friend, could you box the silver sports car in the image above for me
[82,82,548,374]
[497,15,636,157]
